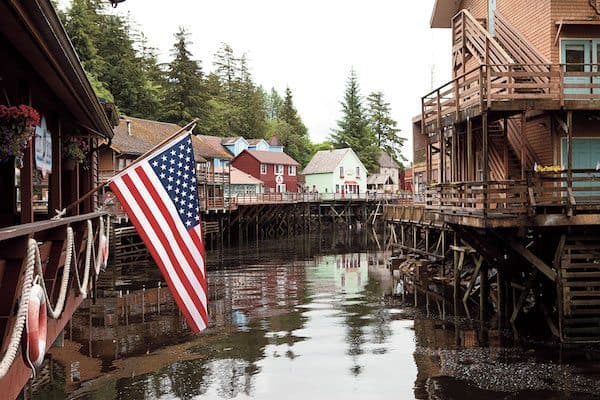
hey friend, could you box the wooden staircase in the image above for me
[559,233,600,342]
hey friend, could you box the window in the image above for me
[339,166,344,178]
[336,184,340,193]
[356,166,360,177]
[260,164,267,174]
[288,165,296,176]
[275,164,284,175]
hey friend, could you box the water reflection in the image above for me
[32,235,600,400]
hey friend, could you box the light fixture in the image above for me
[109,0,126,8]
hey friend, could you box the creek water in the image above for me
[29,231,600,399]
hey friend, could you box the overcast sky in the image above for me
[62,0,452,161]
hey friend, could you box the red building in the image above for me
[231,150,300,193]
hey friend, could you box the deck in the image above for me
[422,63,600,132]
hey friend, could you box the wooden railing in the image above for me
[426,180,529,216]
[424,171,600,220]
[422,63,600,128]
[452,10,514,67]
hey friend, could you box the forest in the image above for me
[59,0,404,170]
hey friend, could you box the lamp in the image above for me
[109,0,126,8]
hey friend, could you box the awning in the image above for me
[344,180,357,184]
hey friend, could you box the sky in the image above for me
[62,0,452,162]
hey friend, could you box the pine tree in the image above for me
[366,91,405,164]
[162,27,209,131]
[331,69,380,172]
[264,88,283,120]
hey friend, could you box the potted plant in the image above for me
[0,104,41,165]
[62,136,89,170]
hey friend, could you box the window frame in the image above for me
[288,165,296,176]
[260,163,267,174]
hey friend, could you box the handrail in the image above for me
[0,211,107,242]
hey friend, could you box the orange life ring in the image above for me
[26,283,47,369]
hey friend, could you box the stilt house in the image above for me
[411,0,600,342]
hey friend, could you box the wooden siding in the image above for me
[497,0,552,60]
[552,0,600,63]
[231,152,298,193]
[526,114,553,166]
[460,0,487,20]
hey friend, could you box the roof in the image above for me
[302,148,358,175]
[0,1,114,138]
[378,152,401,169]
[247,138,267,146]
[240,150,300,166]
[430,0,460,28]
[221,136,243,145]
[196,135,234,160]
[230,167,263,185]
[112,117,207,162]
[367,174,393,185]
[268,134,282,147]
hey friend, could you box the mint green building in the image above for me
[302,148,367,194]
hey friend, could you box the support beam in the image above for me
[507,238,557,281]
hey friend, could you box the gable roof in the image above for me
[196,135,234,160]
[247,138,268,146]
[268,134,282,147]
[378,152,400,169]
[367,174,394,185]
[112,117,207,162]
[230,167,264,185]
[238,150,300,166]
[221,136,245,145]
[302,148,363,175]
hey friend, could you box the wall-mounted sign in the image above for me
[275,175,284,184]
[35,116,52,178]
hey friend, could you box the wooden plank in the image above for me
[506,238,557,281]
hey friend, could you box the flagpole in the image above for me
[57,118,199,217]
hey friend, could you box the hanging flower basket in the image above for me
[0,105,40,162]
[62,136,89,170]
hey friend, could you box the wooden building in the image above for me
[0,1,115,396]
[406,0,600,342]
[303,148,367,195]
[232,150,300,193]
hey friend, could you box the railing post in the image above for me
[558,64,565,107]
[482,111,489,219]
[566,111,574,216]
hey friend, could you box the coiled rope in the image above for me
[0,215,109,378]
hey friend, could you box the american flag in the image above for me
[109,133,208,332]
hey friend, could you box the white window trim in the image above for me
[260,163,267,174]
[288,165,296,176]
[275,164,284,175]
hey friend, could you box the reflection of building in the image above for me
[308,253,369,294]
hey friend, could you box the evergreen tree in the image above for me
[331,70,380,172]
[366,91,406,164]
[265,87,312,166]
[264,88,283,120]
[162,27,209,130]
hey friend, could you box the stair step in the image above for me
[566,290,600,297]
[567,308,600,315]
[564,317,600,325]
[563,326,600,334]
[562,281,600,288]
[563,271,600,278]
[565,299,600,306]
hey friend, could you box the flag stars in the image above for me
[150,136,200,229]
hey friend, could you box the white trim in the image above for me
[288,165,296,176]
[260,163,267,174]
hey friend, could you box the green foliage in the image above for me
[63,5,316,164]
[331,69,380,173]
[366,91,405,165]
[162,27,209,131]
[63,0,164,119]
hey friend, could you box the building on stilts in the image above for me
[386,0,600,343]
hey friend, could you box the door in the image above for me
[562,40,591,97]
[488,0,496,36]
[276,183,286,193]
[562,138,600,197]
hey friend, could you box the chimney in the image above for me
[126,120,131,136]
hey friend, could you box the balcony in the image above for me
[424,170,600,228]
[422,64,600,131]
